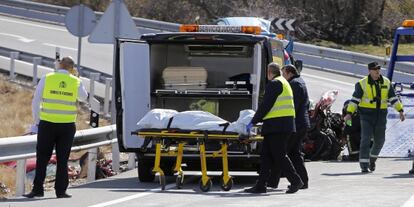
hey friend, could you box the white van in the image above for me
[115,25,288,182]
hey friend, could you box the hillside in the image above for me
[34,0,414,45]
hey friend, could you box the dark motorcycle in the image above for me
[303,90,344,161]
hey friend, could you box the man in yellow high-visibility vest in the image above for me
[244,62,303,194]
[344,61,405,173]
[24,57,88,198]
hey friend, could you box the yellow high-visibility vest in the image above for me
[39,72,80,123]
[347,76,403,113]
[358,76,389,109]
[263,76,295,120]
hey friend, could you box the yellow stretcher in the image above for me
[132,129,262,192]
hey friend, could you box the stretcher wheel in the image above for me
[199,179,212,192]
[220,177,233,191]
[159,175,166,190]
[176,174,184,189]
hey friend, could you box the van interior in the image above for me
[149,43,257,121]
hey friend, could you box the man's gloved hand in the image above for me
[246,122,253,134]
[29,124,38,134]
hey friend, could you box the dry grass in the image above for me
[0,165,15,198]
[0,75,109,137]
[0,74,110,198]
[310,40,414,57]
[0,77,34,137]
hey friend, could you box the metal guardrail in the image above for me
[0,125,120,197]
[0,125,116,162]
[293,43,414,84]
[0,0,180,31]
[0,46,112,83]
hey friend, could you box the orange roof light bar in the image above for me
[179,24,199,32]
[276,34,285,40]
[402,20,414,27]
[179,25,261,34]
[241,26,261,35]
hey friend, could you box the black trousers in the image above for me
[256,132,302,187]
[270,128,309,187]
[32,120,75,194]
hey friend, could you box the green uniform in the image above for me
[346,75,403,170]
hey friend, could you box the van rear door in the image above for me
[115,40,150,151]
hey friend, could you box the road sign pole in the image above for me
[76,4,85,76]
[65,3,96,76]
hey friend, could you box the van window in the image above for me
[270,39,284,66]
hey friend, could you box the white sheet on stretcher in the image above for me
[136,109,255,135]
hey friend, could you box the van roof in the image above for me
[140,32,268,44]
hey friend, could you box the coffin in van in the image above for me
[162,66,207,90]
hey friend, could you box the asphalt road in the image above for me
[2,158,413,207]
[0,15,113,74]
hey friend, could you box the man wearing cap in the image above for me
[344,62,405,173]
[24,56,88,198]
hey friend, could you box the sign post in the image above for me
[88,0,140,171]
[88,0,140,123]
[271,18,296,39]
[65,4,96,76]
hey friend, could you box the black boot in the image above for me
[360,162,369,173]
[286,181,304,194]
[369,162,376,172]
[369,158,376,172]
[56,192,72,198]
[267,181,279,189]
[23,191,44,198]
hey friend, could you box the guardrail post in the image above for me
[89,72,100,107]
[128,153,136,170]
[55,47,60,71]
[104,78,112,117]
[111,142,120,173]
[90,98,100,128]
[9,52,19,80]
[32,57,42,86]
[15,159,27,197]
[87,148,97,182]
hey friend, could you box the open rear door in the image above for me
[251,43,262,110]
[115,40,150,151]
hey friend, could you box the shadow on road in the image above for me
[321,172,367,176]
[383,173,414,179]
[3,197,59,203]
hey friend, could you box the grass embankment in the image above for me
[0,75,110,198]
[311,40,414,56]
[0,75,105,137]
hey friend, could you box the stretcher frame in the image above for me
[132,129,262,192]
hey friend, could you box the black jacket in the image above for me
[288,75,310,130]
[251,78,296,135]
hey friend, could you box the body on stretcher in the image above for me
[131,128,262,192]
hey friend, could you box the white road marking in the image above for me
[302,72,354,86]
[0,16,66,31]
[0,32,35,43]
[402,193,414,207]
[88,175,197,207]
[43,43,77,51]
